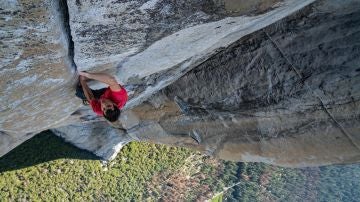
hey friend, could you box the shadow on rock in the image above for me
[0,131,99,173]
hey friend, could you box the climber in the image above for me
[75,71,128,122]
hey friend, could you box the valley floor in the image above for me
[1,131,359,201]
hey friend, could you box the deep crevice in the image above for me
[59,0,76,71]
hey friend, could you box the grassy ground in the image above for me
[0,131,192,201]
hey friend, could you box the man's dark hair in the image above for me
[103,106,120,122]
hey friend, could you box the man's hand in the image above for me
[78,71,122,91]
[79,75,87,82]
[79,71,89,78]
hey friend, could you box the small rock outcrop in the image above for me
[1,0,359,167]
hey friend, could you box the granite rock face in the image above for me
[67,0,289,71]
[68,0,314,105]
[151,0,360,167]
[1,0,359,167]
[67,0,224,71]
[118,0,360,167]
[0,0,80,155]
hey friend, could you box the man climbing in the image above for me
[76,71,128,122]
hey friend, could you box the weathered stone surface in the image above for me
[0,0,79,156]
[68,0,286,71]
[119,110,140,130]
[68,0,315,107]
[18,0,313,161]
[52,122,132,160]
[124,0,360,167]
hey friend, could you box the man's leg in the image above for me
[75,83,107,104]
[75,83,87,100]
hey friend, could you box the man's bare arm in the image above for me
[80,76,95,102]
[79,71,121,91]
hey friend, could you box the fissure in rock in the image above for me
[59,0,76,70]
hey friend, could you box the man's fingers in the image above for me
[79,75,86,81]
[79,71,88,77]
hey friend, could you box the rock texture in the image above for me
[119,0,360,167]
[0,0,80,155]
[67,0,288,72]
[154,0,360,167]
[52,121,131,160]
[1,0,359,167]
[68,0,314,105]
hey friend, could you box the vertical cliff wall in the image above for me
[0,0,80,155]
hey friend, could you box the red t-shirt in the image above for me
[90,86,128,116]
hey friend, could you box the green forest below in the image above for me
[1,131,359,201]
